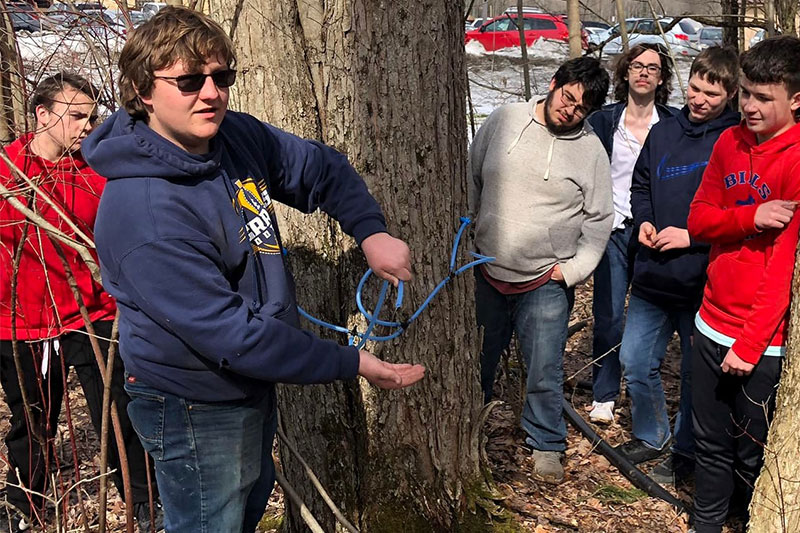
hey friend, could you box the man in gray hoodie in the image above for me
[469,57,613,484]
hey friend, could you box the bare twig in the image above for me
[51,241,133,533]
[275,468,326,533]
[0,177,101,283]
[0,150,95,248]
[645,2,686,102]
[276,412,359,533]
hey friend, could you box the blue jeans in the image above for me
[125,378,277,533]
[476,268,574,452]
[618,294,694,455]
[591,225,634,403]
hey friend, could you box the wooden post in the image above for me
[567,0,582,58]
[516,0,531,100]
[615,0,629,53]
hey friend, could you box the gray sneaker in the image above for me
[531,450,564,484]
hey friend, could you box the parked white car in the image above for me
[597,17,701,57]
[585,26,607,47]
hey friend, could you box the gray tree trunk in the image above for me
[749,254,800,532]
[208,1,486,531]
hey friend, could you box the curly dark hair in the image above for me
[612,43,673,105]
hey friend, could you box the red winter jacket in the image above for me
[1,134,115,340]
[688,122,800,364]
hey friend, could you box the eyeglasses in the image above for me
[559,86,589,118]
[153,69,237,92]
[629,62,662,75]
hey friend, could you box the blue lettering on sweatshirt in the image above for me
[723,171,771,200]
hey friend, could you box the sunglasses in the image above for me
[153,69,237,92]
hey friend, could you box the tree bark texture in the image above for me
[749,254,800,532]
[207,1,485,531]
[0,12,27,144]
[776,0,797,36]
[720,0,740,48]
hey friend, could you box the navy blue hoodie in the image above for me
[84,110,388,401]
[630,105,740,309]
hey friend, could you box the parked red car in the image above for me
[465,13,588,51]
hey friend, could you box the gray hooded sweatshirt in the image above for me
[469,99,613,288]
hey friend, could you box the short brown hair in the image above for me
[118,6,236,120]
[29,72,99,115]
[690,46,739,96]
[741,36,800,95]
[612,43,672,105]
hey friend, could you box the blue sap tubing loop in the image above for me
[296,217,494,349]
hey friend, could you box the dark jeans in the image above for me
[125,379,277,533]
[619,295,694,455]
[591,225,634,403]
[692,330,782,533]
[476,268,574,452]
[0,321,157,515]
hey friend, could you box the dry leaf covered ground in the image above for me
[1,280,745,532]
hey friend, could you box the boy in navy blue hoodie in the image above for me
[84,7,424,532]
[613,47,740,483]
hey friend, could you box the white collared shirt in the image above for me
[609,106,660,230]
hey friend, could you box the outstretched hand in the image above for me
[358,350,425,389]
[361,232,412,287]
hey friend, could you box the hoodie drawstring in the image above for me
[543,136,556,181]
[506,116,535,155]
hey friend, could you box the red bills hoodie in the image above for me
[0,134,115,340]
[688,122,800,364]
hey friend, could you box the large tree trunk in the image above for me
[749,256,800,532]
[208,1,486,531]
[720,0,740,48]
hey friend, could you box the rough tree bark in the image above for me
[775,0,797,35]
[0,10,27,143]
[720,0,740,48]
[748,254,800,532]
[208,1,487,531]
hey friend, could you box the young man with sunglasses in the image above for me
[585,43,677,425]
[615,47,741,485]
[83,7,424,532]
[469,57,612,484]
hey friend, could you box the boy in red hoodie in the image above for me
[687,36,800,533]
[0,73,160,533]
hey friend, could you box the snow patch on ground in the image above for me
[467,43,694,136]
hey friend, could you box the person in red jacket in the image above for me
[0,73,160,533]
[687,36,800,533]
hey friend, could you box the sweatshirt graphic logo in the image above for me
[723,171,772,201]
[234,178,280,255]
[656,155,708,181]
